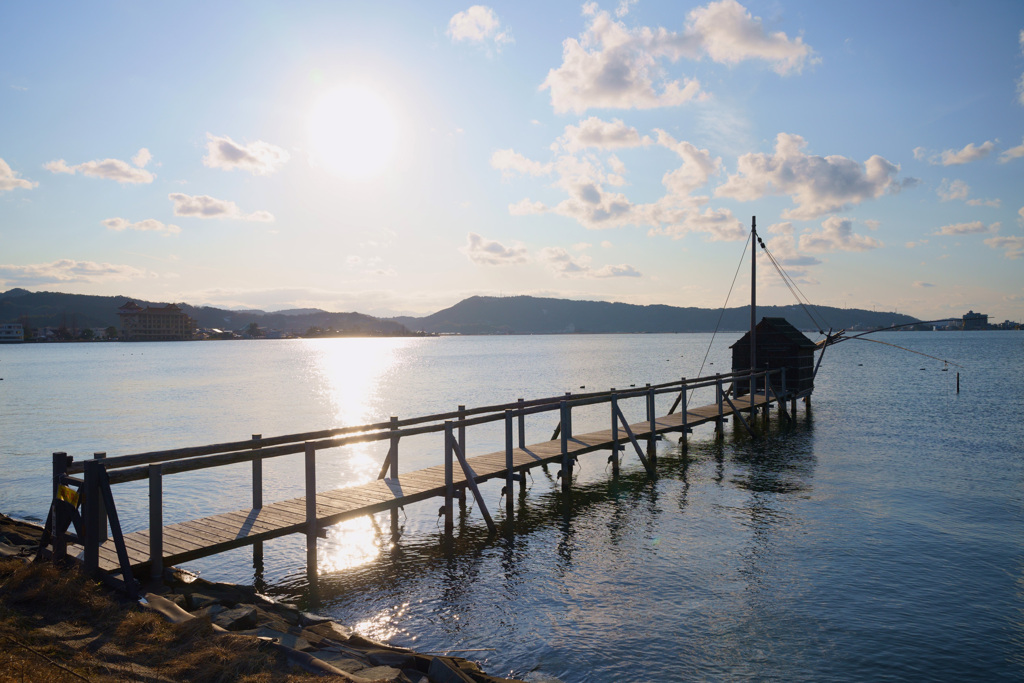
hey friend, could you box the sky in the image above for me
[1,1,1022,322]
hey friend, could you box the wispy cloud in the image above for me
[798,216,881,253]
[984,235,1024,259]
[102,217,181,236]
[0,158,37,192]
[998,138,1024,163]
[916,141,996,166]
[538,246,641,278]
[0,259,151,286]
[934,221,998,236]
[44,148,155,183]
[203,133,289,175]
[168,193,274,221]
[462,232,529,265]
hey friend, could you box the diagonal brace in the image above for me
[449,439,496,533]
[612,404,657,479]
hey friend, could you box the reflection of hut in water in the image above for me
[731,317,817,398]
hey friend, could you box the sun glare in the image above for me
[308,83,400,180]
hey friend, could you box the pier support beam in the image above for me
[560,400,571,492]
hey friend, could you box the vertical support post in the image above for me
[251,435,263,509]
[251,433,264,574]
[646,383,657,461]
[781,367,787,399]
[304,443,317,572]
[444,422,454,536]
[681,378,688,431]
[956,372,960,394]
[457,405,466,457]
[389,417,399,538]
[517,398,526,448]
[82,460,100,575]
[563,392,572,438]
[93,452,108,543]
[505,410,514,519]
[560,400,571,492]
[149,464,163,580]
[610,391,620,478]
[715,373,724,437]
[51,452,69,559]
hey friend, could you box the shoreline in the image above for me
[1,513,526,683]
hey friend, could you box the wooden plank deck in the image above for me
[72,393,776,574]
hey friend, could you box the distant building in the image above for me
[962,310,988,331]
[0,322,24,343]
[118,301,195,341]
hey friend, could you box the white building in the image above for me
[0,323,24,343]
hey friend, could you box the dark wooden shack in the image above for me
[730,317,817,397]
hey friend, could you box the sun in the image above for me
[308,83,400,180]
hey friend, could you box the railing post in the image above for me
[647,384,656,456]
[715,373,724,437]
[560,400,571,492]
[610,390,620,477]
[444,422,454,536]
[92,452,108,543]
[149,463,163,579]
[681,378,688,434]
[251,435,263,509]
[505,410,514,519]
[82,460,101,575]
[389,417,399,478]
[517,398,526,449]
[781,367,787,398]
[51,452,69,559]
[750,370,756,412]
[304,442,317,570]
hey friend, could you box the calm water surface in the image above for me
[1,332,1022,682]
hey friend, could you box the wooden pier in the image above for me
[42,369,807,591]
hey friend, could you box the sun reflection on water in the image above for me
[352,601,411,642]
[318,515,386,573]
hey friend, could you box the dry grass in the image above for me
[0,557,324,682]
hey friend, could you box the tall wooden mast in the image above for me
[751,216,757,375]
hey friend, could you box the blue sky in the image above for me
[1,0,1022,321]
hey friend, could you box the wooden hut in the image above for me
[730,317,817,397]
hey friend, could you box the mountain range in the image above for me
[0,288,920,337]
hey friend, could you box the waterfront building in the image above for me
[962,310,989,330]
[0,322,24,343]
[118,301,195,341]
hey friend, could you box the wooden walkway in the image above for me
[70,391,781,576]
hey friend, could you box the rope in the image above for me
[758,238,830,333]
[689,231,751,403]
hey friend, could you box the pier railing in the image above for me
[46,367,788,585]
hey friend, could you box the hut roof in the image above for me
[730,317,817,350]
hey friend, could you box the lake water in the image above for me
[1,332,1022,682]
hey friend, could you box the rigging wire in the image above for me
[847,336,964,367]
[691,231,751,399]
[758,238,831,333]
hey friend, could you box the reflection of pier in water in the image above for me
[40,368,812,595]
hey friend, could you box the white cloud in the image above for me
[168,193,274,221]
[937,178,969,201]
[934,221,998,236]
[966,197,1001,208]
[615,0,637,17]
[647,207,745,241]
[1019,206,1024,225]
[998,138,1024,162]
[656,129,720,196]
[938,141,995,166]
[716,133,905,219]
[132,148,152,168]
[448,6,512,48]
[203,134,289,175]
[0,158,37,192]
[0,259,151,286]
[102,217,181,236]
[509,198,548,215]
[593,263,641,278]
[44,150,156,184]
[462,232,529,266]
[491,149,553,177]
[913,281,936,288]
[984,235,1024,259]
[560,117,652,151]
[538,246,640,278]
[541,0,813,114]
[798,216,881,252]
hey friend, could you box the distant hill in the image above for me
[392,295,919,335]
[0,289,410,336]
